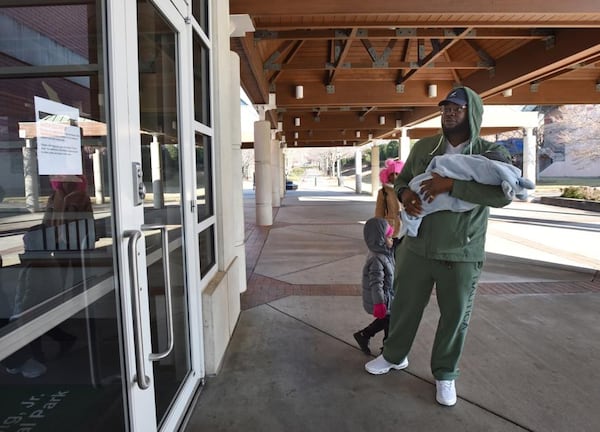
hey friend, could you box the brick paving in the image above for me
[241,219,600,311]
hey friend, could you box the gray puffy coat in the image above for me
[361,218,395,315]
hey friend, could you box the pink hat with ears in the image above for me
[378,167,390,184]
[50,174,87,192]
[385,224,394,237]
[379,158,405,184]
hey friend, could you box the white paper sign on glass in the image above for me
[34,96,82,175]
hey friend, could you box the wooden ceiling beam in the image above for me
[399,28,470,84]
[463,39,495,68]
[485,80,600,105]
[263,40,294,71]
[442,51,463,84]
[254,28,552,41]
[469,28,600,99]
[268,40,304,85]
[231,0,600,16]
[250,20,600,31]
[328,28,357,85]
[274,80,600,145]
[526,53,600,85]
[274,77,600,111]
[232,35,271,104]
[275,60,487,71]
[233,3,600,149]
[274,81,456,107]
[241,126,519,149]
[279,112,401,130]
[281,128,392,140]
[399,28,600,125]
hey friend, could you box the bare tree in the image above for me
[548,105,600,166]
[241,149,254,180]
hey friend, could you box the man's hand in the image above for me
[400,188,422,217]
[419,172,454,203]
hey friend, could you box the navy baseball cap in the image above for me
[438,88,468,106]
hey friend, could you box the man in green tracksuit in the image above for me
[364,86,512,407]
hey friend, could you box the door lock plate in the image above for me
[132,162,146,206]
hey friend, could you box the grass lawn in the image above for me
[536,178,600,201]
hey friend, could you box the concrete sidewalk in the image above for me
[184,178,600,432]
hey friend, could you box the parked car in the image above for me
[286,180,298,190]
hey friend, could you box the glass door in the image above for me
[0,2,127,431]
[0,1,200,430]
[112,0,199,430]
[134,0,197,429]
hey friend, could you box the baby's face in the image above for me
[388,172,399,183]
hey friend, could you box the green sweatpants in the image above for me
[383,242,483,380]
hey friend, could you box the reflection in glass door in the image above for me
[136,1,191,426]
[0,2,127,431]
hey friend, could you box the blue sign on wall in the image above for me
[496,138,523,155]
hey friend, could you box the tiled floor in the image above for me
[241,198,600,310]
[185,183,600,432]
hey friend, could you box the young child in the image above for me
[354,217,395,355]
[375,158,404,249]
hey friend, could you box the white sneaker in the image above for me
[435,380,457,406]
[365,355,408,375]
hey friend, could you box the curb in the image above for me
[539,196,600,212]
[485,252,598,276]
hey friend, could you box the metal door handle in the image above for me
[142,224,174,361]
[125,229,150,390]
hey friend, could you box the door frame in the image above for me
[106,0,203,430]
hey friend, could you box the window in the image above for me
[195,132,213,222]
[192,0,209,33]
[192,33,211,126]
[198,225,215,277]
[192,15,215,278]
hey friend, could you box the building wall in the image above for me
[201,0,245,375]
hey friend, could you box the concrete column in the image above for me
[400,128,411,161]
[22,139,40,212]
[230,51,247,291]
[270,136,281,208]
[92,147,104,204]
[371,145,380,197]
[213,24,235,271]
[150,134,164,208]
[279,149,285,199]
[254,120,272,225]
[355,149,362,194]
[522,127,537,188]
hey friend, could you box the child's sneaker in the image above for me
[353,331,371,355]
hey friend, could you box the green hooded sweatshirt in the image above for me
[394,86,512,262]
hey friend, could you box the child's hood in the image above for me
[363,217,390,254]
